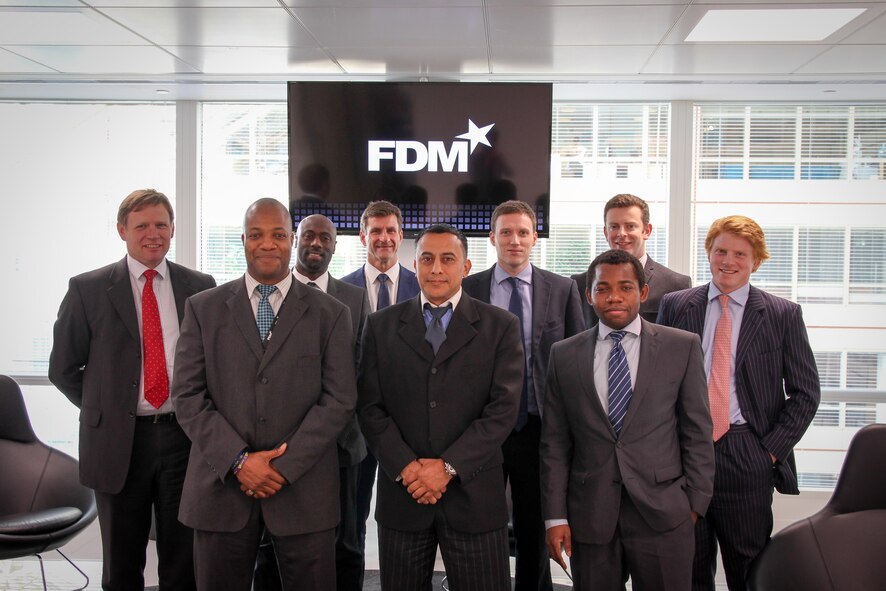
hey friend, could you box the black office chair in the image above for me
[0,375,98,590]
[748,423,886,591]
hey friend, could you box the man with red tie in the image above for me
[657,215,820,591]
[49,189,216,590]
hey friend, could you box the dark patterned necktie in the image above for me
[607,330,633,436]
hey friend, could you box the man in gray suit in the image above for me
[49,189,216,591]
[572,193,691,326]
[254,214,370,591]
[542,249,714,590]
[172,199,357,591]
[463,199,584,591]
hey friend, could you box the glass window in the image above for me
[0,103,175,377]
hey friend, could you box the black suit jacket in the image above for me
[572,255,691,327]
[657,284,821,494]
[462,265,585,418]
[326,276,370,467]
[48,257,216,493]
[357,294,524,533]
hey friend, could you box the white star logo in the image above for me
[455,119,495,154]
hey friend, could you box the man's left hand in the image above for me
[405,458,452,504]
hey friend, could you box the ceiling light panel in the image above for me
[686,8,866,42]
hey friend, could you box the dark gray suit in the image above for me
[49,256,215,590]
[462,264,584,591]
[541,320,714,588]
[172,276,357,590]
[358,294,524,589]
[572,256,691,326]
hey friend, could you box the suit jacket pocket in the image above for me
[654,463,683,484]
[80,405,101,427]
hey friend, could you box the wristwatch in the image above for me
[443,461,457,477]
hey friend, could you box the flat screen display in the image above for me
[288,82,552,237]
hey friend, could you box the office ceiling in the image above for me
[1,0,885,100]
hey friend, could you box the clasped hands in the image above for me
[400,458,452,505]
[237,442,288,500]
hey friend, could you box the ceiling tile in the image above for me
[0,7,147,44]
[97,7,316,47]
[643,44,827,75]
[488,5,686,46]
[329,45,489,75]
[293,6,485,48]
[285,0,481,6]
[166,46,340,74]
[492,45,656,75]
[10,45,200,73]
[839,10,886,43]
[0,47,57,72]
[797,45,886,74]
[85,1,279,6]
[0,1,81,5]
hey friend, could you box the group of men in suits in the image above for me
[48,188,819,591]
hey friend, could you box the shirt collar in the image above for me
[292,268,329,292]
[708,281,750,307]
[127,255,168,281]
[493,262,533,286]
[420,287,462,311]
[598,315,642,341]
[245,271,293,299]
[364,261,401,285]
[638,253,648,268]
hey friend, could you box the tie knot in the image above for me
[307,281,320,289]
[143,269,158,282]
[377,273,389,285]
[507,276,521,290]
[718,294,730,310]
[424,303,451,321]
[256,284,277,298]
[609,330,627,345]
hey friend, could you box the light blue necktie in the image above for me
[424,304,450,355]
[607,330,633,436]
[256,284,277,343]
[507,277,529,431]
[377,273,391,310]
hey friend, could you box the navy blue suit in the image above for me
[339,263,420,303]
[657,284,820,591]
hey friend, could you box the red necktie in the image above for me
[709,294,732,441]
[142,270,169,409]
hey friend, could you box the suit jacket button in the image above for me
[261,377,269,384]
[129,411,135,418]
[131,381,138,388]
[429,401,437,408]
[430,368,438,375]
[258,417,266,423]
[616,441,623,449]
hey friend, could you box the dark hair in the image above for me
[586,249,646,292]
[360,200,403,233]
[415,223,468,259]
[490,199,537,232]
[117,189,174,226]
[603,193,650,227]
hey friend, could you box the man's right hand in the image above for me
[236,443,288,499]
[546,524,572,572]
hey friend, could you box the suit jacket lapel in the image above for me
[473,267,494,302]
[644,257,657,288]
[576,327,614,436]
[530,266,551,354]
[258,281,308,373]
[107,258,141,343]
[167,261,198,324]
[736,286,765,372]
[398,298,435,364]
[228,278,265,363]
[433,296,478,366]
[621,320,659,435]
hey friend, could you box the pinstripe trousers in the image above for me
[692,424,774,591]
[378,510,511,591]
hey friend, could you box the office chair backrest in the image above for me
[0,374,39,443]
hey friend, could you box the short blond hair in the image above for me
[705,215,770,264]
[117,189,174,226]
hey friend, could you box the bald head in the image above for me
[295,214,337,279]
[243,198,291,233]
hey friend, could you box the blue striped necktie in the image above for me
[607,330,633,436]
[508,277,529,431]
[256,284,277,343]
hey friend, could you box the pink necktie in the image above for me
[142,270,169,409]
[709,294,732,441]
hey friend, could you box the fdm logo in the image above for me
[368,119,494,173]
